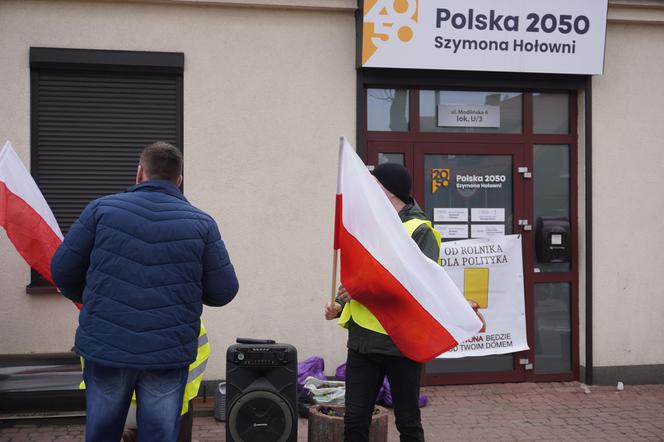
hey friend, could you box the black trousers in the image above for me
[344,349,425,442]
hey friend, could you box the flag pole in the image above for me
[330,249,339,305]
[331,137,344,305]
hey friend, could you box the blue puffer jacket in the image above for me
[51,180,239,369]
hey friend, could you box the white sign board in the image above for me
[434,224,469,239]
[471,224,505,238]
[471,208,505,222]
[438,104,500,128]
[361,0,608,75]
[433,207,468,222]
[438,235,528,358]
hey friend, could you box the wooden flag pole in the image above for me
[330,137,345,306]
[330,248,339,305]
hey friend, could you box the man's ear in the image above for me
[136,164,146,184]
[176,175,183,188]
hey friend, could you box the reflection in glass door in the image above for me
[424,154,513,239]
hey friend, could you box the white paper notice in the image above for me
[433,208,469,222]
[471,224,505,238]
[471,208,505,223]
[434,224,469,239]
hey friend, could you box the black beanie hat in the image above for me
[372,162,411,204]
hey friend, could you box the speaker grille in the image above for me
[228,390,294,442]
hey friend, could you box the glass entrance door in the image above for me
[368,142,530,383]
[414,143,528,384]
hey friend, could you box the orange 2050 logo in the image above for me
[431,168,450,193]
[363,0,419,65]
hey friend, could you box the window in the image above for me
[367,88,409,131]
[29,48,184,289]
[419,90,522,133]
[533,93,569,134]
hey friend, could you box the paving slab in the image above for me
[1,382,664,441]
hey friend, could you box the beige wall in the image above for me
[0,0,356,379]
[591,21,664,367]
[2,0,664,384]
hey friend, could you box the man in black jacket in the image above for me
[325,162,437,442]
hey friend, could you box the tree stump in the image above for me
[307,404,388,442]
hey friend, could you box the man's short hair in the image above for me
[139,142,183,183]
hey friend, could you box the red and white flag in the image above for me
[0,141,63,285]
[334,137,482,362]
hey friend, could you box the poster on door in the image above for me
[438,234,528,358]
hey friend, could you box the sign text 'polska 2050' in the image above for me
[436,9,591,35]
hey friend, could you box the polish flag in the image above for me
[0,141,63,285]
[334,138,482,362]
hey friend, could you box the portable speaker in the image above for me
[226,338,298,442]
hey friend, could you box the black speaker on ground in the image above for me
[226,338,298,442]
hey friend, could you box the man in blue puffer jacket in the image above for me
[51,141,239,442]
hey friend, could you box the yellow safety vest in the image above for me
[181,321,209,414]
[338,218,441,335]
[79,321,210,416]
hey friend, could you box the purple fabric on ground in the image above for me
[335,362,346,380]
[297,356,326,388]
[378,377,391,405]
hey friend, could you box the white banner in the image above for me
[438,235,528,358]
[361,0,608,75]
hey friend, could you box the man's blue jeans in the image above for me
[83,360,188,442]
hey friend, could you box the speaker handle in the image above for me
[236,337,276,344]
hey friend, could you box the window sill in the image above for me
[26,285,60,295]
